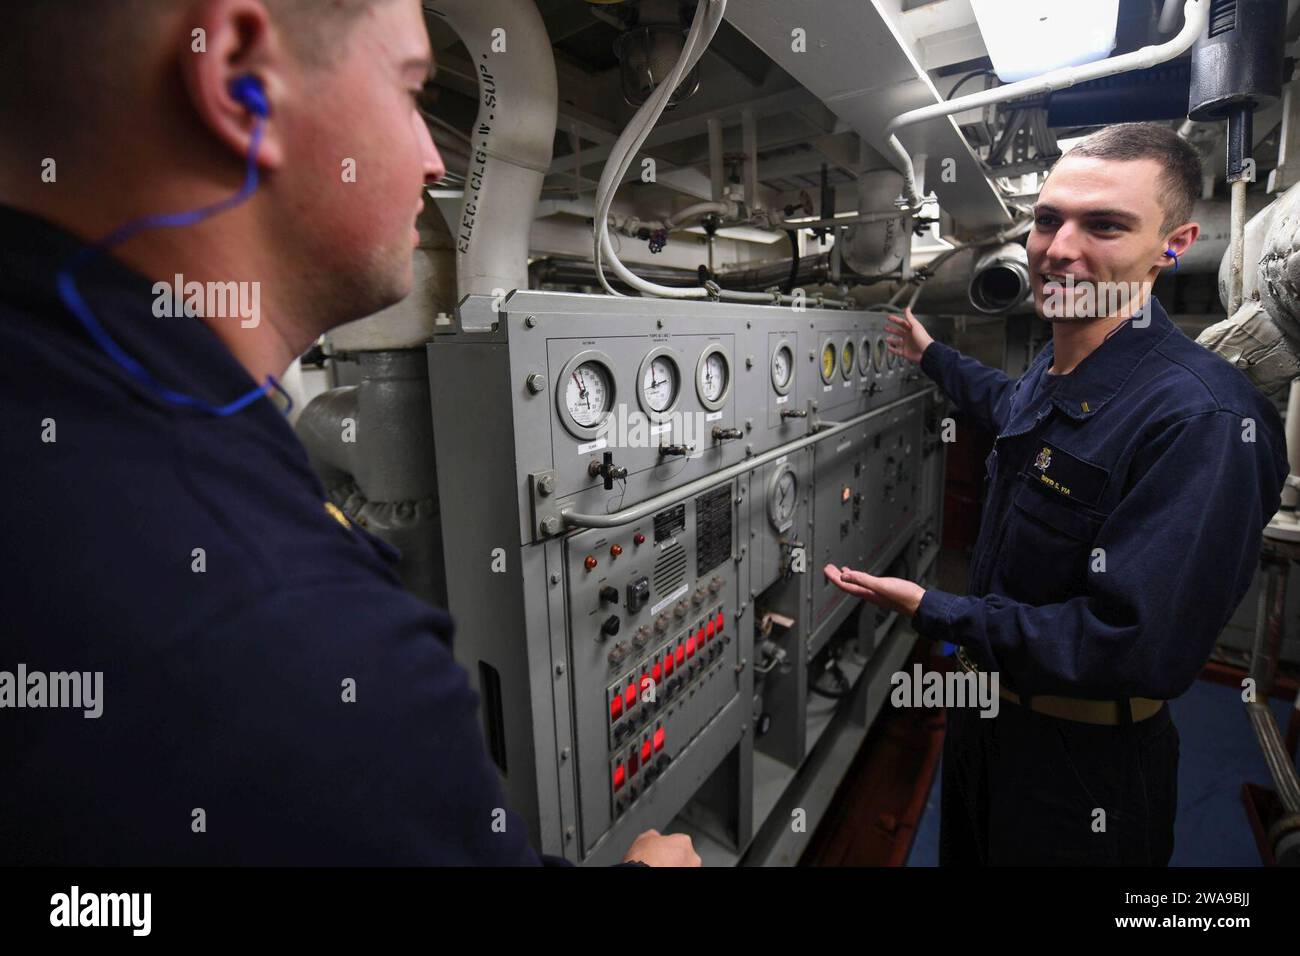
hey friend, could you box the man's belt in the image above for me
[955,648,1163,726]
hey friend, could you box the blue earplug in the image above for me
[1164,248,1179,273]
[229,75,269,118]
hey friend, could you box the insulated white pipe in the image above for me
[883,0,1210,209]
[426,0,558,299]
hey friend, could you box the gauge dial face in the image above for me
[771,344,793,393]
[641,355,678,413]
[859,336,871,375]
[565,360,612,428]
[841,339,855,379]
[768,466,798,531]
[699,350,729,406]
[874,336,888,372]
[821,341,837,383]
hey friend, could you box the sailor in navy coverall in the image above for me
[0,0,696,867]
[826,124,1290,865]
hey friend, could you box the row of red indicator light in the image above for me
[609,610,726,722]
[612,725,666,791]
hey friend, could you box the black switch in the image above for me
[599,585,619,604]
[627,576,650,614]
[601,615,621,639]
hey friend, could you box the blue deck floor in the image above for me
[906,679,1296,866]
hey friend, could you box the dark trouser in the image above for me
[939,697,1179,865]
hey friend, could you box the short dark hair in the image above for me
[1054,123,1202,233]
[265,0,390,67]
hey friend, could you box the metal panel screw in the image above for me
[526,373,547,394]
[541,515,561,535]
[524,314,538,328]
[538,474,556,495]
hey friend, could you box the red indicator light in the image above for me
[610,544,623,558]
[686,637,695,658]
[610,695,623,720]
[584,555,597,571]
[641,740,652,763]
[651,662,662,682]
[633,532,646,545]
[624,685,636,709]
[613,764,625,790]
[664,654,675,675]
[706,620,716,638]
[675,646,685,666]
[653,727,665,752]
[716,611,725,631]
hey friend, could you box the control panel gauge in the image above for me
[556,350,616,440]
[840,339,855,380]
[767,464,798,532]
[696,344,732,411]
[873,336,888,372]
[637,347,680,422]
[771,341,794,395]
[820,340,837,384]
[859,335,872,375]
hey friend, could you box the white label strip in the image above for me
[836,440,852,453]
[775,455,788,466]
[650,423,671,436]
[705,411,723,422]
[650,583,689,617]
[823,384,833,393]
[577,437,607,455]
[775,394,789,405]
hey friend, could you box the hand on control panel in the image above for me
[622,829,701,867]
[885,306,934,365]
[823,564,924,617]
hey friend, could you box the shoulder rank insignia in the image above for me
[324,501,352,529]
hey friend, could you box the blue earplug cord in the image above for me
[55,80,290,417]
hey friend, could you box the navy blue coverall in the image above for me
[0,205,548,865]
[912,297,1289,865]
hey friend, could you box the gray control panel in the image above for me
[428,290,943,864]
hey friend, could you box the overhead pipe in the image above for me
[968,242,1031,314]
[426,0,558,298]
[882,0,1210,210]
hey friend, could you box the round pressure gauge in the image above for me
[636,347,680,422]
[771,341,794,395]
[696,344,732,411]
[767,464,798,532]
[556,350,616,440]
[820,340,838,384]
[840,339,855,380]
[859,335,872,375]
[873,336,888,373]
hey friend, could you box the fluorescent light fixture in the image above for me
[970,0,1120,83]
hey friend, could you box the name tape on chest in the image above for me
[1021,442,1108,506]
